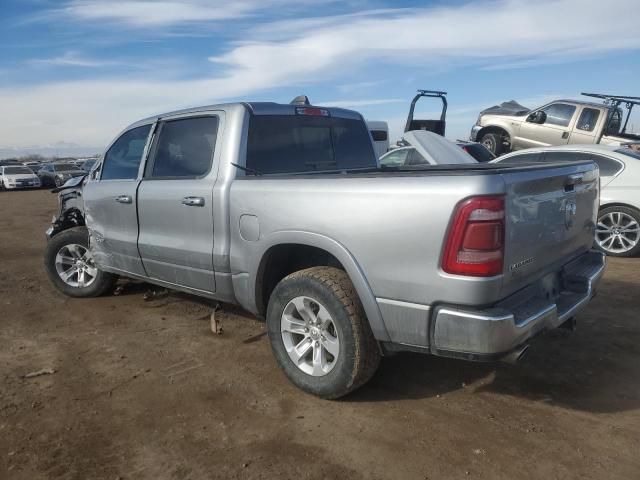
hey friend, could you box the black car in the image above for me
[37,163,85,187]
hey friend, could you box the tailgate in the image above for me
[501,161,599,297]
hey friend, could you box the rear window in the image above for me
[499,152,543,164]
[4,166,33,174]
[370,130,388,142]
[246,115,376,174]
[54,164,78,172]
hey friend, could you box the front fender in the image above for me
[235,230,390,342]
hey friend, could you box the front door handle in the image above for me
[562,131,569,139]
[115,195,132,204]
[182,196,205,207]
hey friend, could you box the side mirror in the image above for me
[527,111,547,124]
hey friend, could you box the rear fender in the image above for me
[245,231,390,342]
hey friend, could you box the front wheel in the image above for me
[480,132,506,155]
[595,206,640,257]
[266,266,380,399]
[44,227,118,297]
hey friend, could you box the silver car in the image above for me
[493,145,640,257]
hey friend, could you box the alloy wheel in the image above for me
[281,296,340,376]
[54,243,98,288]
[596,211,640,254]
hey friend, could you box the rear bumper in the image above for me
[431,250,605,361]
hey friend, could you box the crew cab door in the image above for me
[517,102,577,149]
[83,124,153,276]
[136,113,221,293]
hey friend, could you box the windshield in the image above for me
[54,164,78,172]
[4,166,34,174]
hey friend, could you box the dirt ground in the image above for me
[1,189,639,480]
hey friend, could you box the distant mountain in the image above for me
[0,142,103,160]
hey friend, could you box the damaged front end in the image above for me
[45,175,87,240]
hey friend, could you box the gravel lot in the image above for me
[1,189,639,480]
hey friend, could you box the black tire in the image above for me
[480,132,505,156]
[266,266,380,399]
[44,227,118,297]
[595,205,640,257]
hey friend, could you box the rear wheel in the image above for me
[595,206,640,257]
[480,132,506,155]
[266,267,380,399]
[44,227,118,297]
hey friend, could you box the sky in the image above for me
[1,0,640,158]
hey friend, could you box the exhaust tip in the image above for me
[501,345,530,365]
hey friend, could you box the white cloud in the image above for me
[3,0,640,148]
[53,0,342,27]
[317,98,404,108]
[29,51,118,68]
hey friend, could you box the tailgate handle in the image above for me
[565,174,583,191]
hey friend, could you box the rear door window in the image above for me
[102,125,152,180]
[246,115,376,174]
[576,108,600,132]
[149,116,219,178]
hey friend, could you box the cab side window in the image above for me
[101,125,152,180]
[576,108,600,132]
[150,116,218,178]
[540,103,576,127]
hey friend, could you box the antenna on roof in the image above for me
[290,95,311,106]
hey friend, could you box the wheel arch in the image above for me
[248,231,390,342]
[477,125,511,142]
[599,202,640,213]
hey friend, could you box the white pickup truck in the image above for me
[471,93,640,155]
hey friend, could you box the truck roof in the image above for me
[554,99,612,109]
[125,101,363,131]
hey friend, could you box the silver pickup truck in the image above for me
[471,93,640,155]
[44,100,605,398]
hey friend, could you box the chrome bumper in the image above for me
[432,250,605,360]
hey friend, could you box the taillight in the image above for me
[441,195,505,277]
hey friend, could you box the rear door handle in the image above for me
[562,131,569,139]
[182,196,205,207]
[115,195,132,204]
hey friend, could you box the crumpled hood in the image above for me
[480,100,530,117]
[402,130,477,165]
